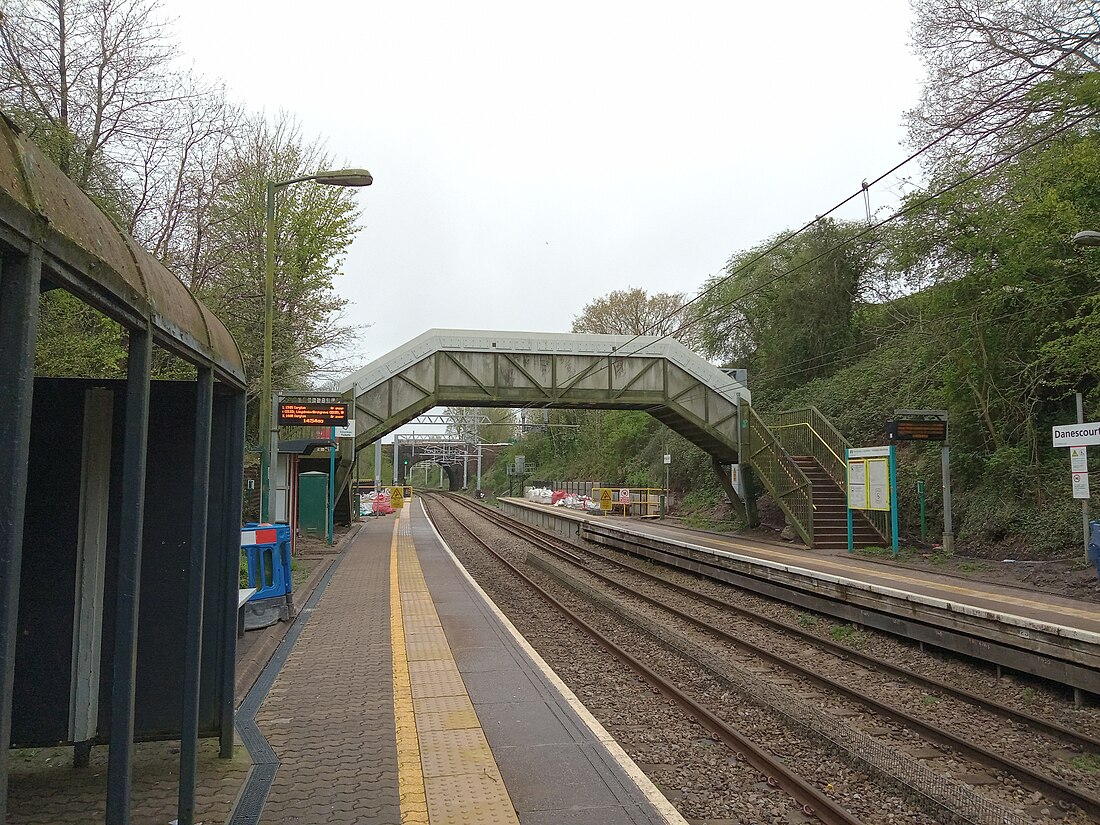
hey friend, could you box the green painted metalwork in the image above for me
[765,406,890,544]
[331,331,820,542]
[739,401,814,545]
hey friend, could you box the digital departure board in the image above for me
[886,419,947,441]
[278,402,349,427]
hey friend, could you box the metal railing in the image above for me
[740,401,814,546]
[765,406,890,544]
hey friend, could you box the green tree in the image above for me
[692,219,871,396]
[195,113,363,440]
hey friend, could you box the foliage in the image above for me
[197,113,362,415]
[33,289,126,377]
[692,219,873,393]
[4,0,365,445]
[571,287,699,347]
[906,0,1100,162]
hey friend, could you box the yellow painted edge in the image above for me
[391,517,430,824]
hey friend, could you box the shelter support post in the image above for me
[106,324,153,825]
[221,390,246,758]
[177,368,213,825]
[0,246,42,825]
[1078,392,1090,560]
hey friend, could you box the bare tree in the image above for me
[0,0,188,190]
[571,287,701,349]
[906,0,1100,160]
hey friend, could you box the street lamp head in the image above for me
[312,168,373,187]
[1072,230,1100,247]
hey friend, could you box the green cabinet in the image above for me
[298,471,329,537]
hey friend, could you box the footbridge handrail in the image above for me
[765,406,890,544]
[740,401,814,546]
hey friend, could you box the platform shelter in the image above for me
[0,112,246,824]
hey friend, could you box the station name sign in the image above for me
[277,401,349,428]
[1052,421,1100,449]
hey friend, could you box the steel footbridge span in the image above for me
[332,329,758,508]
[338,328,748,456]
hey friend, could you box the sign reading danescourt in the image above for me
[1052,422,1100,448]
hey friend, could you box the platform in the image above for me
[500,497,1100,695]
[230,502,683,825]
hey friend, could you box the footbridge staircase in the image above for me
[322,330,885,549]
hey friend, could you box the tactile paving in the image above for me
[410,668,468,700]
[394,505,520,825]
[418,728,501,778]
[425,771,518,825]
[414,707,483,733]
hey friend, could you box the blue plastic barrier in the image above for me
[241,524,293,629]
[1088,521,1100,580]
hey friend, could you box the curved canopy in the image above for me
[0,112,245,386]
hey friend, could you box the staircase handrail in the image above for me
[766,406,849,488]
[740,401,814,546]
[766,406,890,544]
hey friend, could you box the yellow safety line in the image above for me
[391,515,429,824]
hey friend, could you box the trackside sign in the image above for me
[1052,422,1100,448]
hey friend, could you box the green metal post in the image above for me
[260,181,276,523]
[328,426,335,545]
[889,445,900,556]
[918,480,926,541]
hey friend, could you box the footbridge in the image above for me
[334,329,818,542]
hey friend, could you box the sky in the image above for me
[166,0,926,371]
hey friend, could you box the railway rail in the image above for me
[425,492,1100,825]
[422,492,865,825]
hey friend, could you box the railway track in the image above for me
[426,492,1100,824]
[422,492,865,825]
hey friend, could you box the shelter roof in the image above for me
[0,112,245,386]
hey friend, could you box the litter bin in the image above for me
[1088,521,1100,580]
[241,523,293,630]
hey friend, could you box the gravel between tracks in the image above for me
[426,496,1100,825]
[426,498,947,825]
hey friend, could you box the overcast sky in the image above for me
[167,0,924,373]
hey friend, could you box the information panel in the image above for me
[278,402,349,428]
[847,461,867,510]
[867,458,890,511]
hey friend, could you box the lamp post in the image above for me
[260,168,372,522]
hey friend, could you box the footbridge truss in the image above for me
[339,328,749,459]
[334,328,768,514]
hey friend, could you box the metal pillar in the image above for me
[267,395,278,522]
[220,390,246,758]
[941,445,954,553]
[327,426,335,545]
[177,368,213,825]
[393,436,399,485]
[374,440,382,493]
[106,324,153,825]
[1078,392,1090,560]
[0,246,41,825]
